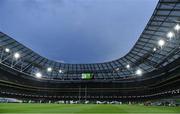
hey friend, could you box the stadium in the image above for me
[0,0,180,113]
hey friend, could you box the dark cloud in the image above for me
[0,0,158,63]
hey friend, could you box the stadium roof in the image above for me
[0,0,180,80]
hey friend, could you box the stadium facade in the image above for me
[0,0,180,102]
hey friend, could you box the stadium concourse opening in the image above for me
[0,0,180,113]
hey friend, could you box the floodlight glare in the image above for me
[14,52,20,59]
[5,48,10,53]
[59,69,63,73]
[167,32,174,39]
[47,67,52,72]
[136,69,142,76]
[174,24,180,31]
[126,64,130,69]
[153,48,157,52]
[35,72,42,78]
[158,39,165,47]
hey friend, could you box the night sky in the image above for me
[0,0,158,64]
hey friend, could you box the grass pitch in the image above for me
[0,103,180,114]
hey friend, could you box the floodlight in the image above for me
[116,68,120,71]
[153,48,157,52]
[136,69,142,76]
[126,64,130,69]
[35,72,42,78]
[174,24,180,31]
[158,39,165,47]
[5,48,10,53]
[47,67,52,72]
[59,69,63,73]
[167,32,174,39]
[14,52,20,59]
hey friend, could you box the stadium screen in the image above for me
[81,73,93,80]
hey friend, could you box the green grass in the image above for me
[0,103,180,114]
